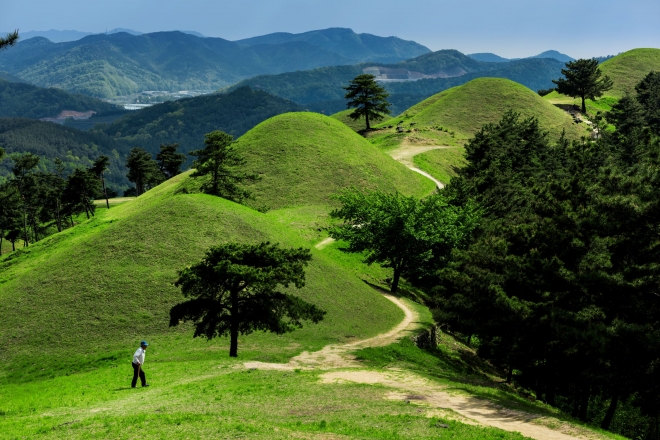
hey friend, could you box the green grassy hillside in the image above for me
[375,78,585,143]
[600,48,660,97]
[234,112,434,209]
[329,108,392,132]
[0,172,403,381]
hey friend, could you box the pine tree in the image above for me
[189,131,258,201]
[343,74,391,130]
[552,58,613,113]
[156,143,186,179]
[0,31,18,51]
[170,242,325,357]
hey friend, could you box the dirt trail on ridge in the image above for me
[244,295,598,440]
[387,144,456,189]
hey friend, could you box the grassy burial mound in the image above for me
[377,77,585,143]
[600,48,660,98]
[0,172,404,381]
[329,108,392,132]
[233,112,434,209]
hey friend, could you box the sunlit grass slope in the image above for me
[375,78,585,143]
[600,48,660,98]
[329,108,392,132]
[0,172,404,382]
[234,112,434,209]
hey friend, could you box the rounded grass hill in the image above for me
[380,77,585,141]
[329,109,392,132]
[0,173,403,382]
[235,112,434,209]
[600,48,660,98]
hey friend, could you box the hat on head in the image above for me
[141,340,149,346]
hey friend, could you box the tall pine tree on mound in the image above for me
[552,58,613,113]
[344,74,391,131]
[170,242,326,357]
[189,131,258,202]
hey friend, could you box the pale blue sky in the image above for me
[2,0,659,58]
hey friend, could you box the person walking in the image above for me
[131,340,150,388]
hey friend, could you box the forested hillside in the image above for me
[0,30,430,98]
[227,53,565,114]
[236,27,430,63]
[0,118,130,189]
[0,79,121,119]
[97,87,303,156]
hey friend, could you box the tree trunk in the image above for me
[101,173,109,209]
[466,334,472,346]
[365,112,370,130]
[229,289,239,357]
[84,203,90,219]
[506,366,513,384]
[581,96,587,114]
[55,199,62,232]
[391,266,402,294]
[600,394,619,430]
[0,234,3,255]
[11,240,15,251]
[21,198,29,247]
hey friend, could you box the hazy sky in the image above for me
[3,0,659,58]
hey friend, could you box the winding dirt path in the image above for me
[244,295,598,440]
[387,144,455,189]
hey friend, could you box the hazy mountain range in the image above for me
[0,28,431,98]
[468,50,575,63]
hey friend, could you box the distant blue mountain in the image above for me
[467,52,510,63]
[8,28,204,43]
[13,30,94,43]
[530,50,574,62]
[468,50,575,64]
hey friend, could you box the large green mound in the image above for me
[600,48,660,97]
[235,112,434,209]
[380,77,585,141]
[329,109,392,132]
[0,172,403,381]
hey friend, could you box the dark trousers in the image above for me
[131,362,146,387]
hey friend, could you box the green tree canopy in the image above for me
[125,147,160,196]
[552,58,613,113]
[329,189,479,293]
[436,111,660,434]
[343,74,391,130]
[170,242,326,357]
[635,71,660,135]
[189,130,258,202]
[156,143,186,179]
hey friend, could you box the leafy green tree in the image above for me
[156,143,187,179]
[329,189,479,294]
[552,58,613,113]
[63,169,101,220]
[170,242,326,357]
[343,74,391,130]
[0,30,18,51]
[10,153,40,246]
[635,71,660,135]
[189,131,258,201]
[91,155,111,209]
[0,146,5,163]
[126,147,159,196]
[606,94,646,137]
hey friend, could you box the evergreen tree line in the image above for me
[430,71,660,437]
[0,150,109,252]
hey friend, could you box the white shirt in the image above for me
[133,347,146,365]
